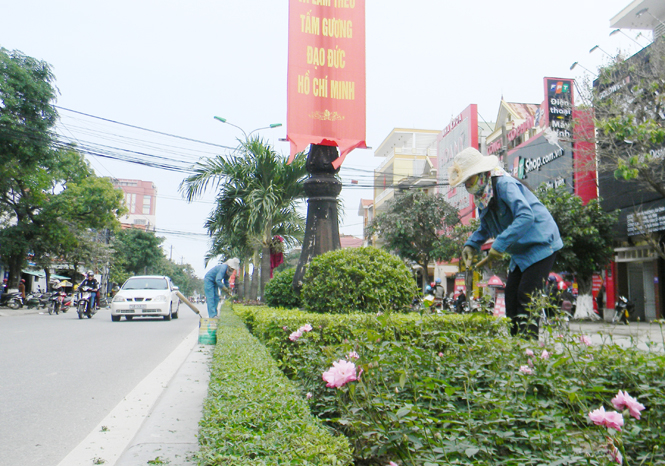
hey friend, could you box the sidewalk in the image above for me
[567,319,665,351]
[115,341,214,465]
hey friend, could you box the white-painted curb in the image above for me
[56,327,199,466]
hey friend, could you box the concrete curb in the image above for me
[56,327,208,466]
[115,343,213,465]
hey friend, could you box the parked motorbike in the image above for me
[612,295,634,325]
[1,290,24,309]
[77,286,98,319]
[26,292,43,310]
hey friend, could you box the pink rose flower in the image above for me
[528,358,534,367]
[322,359,358,388]
[589,406,607,426]
[300,323,313,332]
[519,365,533,375]
[347,351,360,360]
[282,326,288,331]
[588,406,624,431]
[612,390,645,419]
[306,392,312,399]
[388,462,399,466]
[541,350,550,360]
[604,410,624,431]
[525,349,534,357]
[608,444,623,464]
[438,352,443,357]
[289,330,302,341]
[579,334,592,346]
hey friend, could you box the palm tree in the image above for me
[180,137,307,299]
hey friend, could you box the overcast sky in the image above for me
[1,0,646,278]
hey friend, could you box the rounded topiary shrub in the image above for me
[264,268,302,308]
[301,247,418,314]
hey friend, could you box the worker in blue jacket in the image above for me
[448,147,562,338]
[204,257,240,318]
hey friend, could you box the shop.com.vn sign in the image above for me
[518,147,565,179]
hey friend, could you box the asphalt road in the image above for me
[0,303,201,466]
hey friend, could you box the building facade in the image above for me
[111,179,157,231]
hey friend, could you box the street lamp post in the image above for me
[213,116,282,140]
[589,45,613,59]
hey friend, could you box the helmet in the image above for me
[435,278,442,284]
[430,282,436,288]
[20,279,25,283]
[51,280,61,289]
[87,270,94,277]
[547,275,557,283]
[425,285,432,293]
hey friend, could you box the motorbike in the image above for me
[48,290,70,315]
[1,290,24,309]
[76,286,98,319]
[26,292,45,310]
[612,295,634,325]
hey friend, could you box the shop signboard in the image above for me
[436,104,478,224]
[505,134,574,192]
[544,77,574,140]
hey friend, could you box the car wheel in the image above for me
[164,304,172,321]
[172,301,179,319]
[111,315,120,322]
[125,316,133,321]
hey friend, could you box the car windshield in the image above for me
[122,278,169,290]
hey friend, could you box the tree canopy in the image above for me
[0,49,123,284]
[366,189,460,286]
[536,186,618,293]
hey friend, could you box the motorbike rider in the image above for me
[79,271,100,310]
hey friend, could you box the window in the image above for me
[142,195,151,215]
[125,193,136,213]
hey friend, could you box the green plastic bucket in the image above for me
[198,318,218,345]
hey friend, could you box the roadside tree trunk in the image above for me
[249,249,260,300]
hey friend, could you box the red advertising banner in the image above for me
[287,0,367,168]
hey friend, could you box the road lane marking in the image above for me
[56,327,199,466]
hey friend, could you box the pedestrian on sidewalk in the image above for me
[449,147,563,339]
[596,284,605,319]
[204,257,239,318]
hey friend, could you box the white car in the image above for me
[111,275,180,321]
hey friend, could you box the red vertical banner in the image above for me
[287,0,367,168]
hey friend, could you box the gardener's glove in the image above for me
[474,248,503,269]
[462,246,476,268]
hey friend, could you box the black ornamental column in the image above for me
[293,144,342,291]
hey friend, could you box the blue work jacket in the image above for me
[204,264,231,289]
[464,175,563,272]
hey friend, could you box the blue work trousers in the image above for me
[204,277,220,318]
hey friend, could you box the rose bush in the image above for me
[239,303,665,465]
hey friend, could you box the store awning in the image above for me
[22,269,70,280]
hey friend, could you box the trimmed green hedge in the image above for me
[234,304,509,377]
[197,302,352,466]
[263,268,302,308]
[301,247,418,314]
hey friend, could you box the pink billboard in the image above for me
[437,104,478,224]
